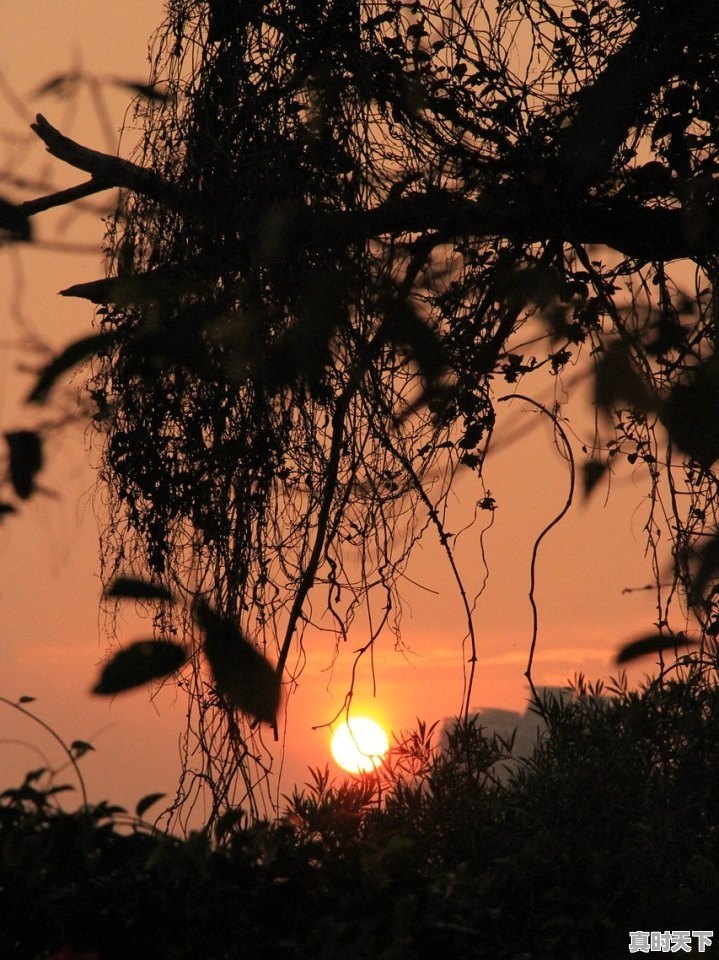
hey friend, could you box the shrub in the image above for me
[2,670,718,958]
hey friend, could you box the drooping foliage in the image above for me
[8,0,719,824]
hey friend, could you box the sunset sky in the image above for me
[0,2,664,823]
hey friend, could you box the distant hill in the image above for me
[441,686,574,780]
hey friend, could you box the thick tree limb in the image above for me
[29,61,716,293]
[316,191,716,264]
[558,15,675,190]
[61,190,712,304]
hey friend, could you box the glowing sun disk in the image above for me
[331,718,389,774]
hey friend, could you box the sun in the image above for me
[331,717,389,775]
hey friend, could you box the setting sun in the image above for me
[331,718,389,775]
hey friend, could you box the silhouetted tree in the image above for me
[10,0,719,825]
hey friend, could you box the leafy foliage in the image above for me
[92,578,279,722]
[8,0,719,827]
[135,793,166,818]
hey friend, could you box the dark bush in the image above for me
[2,671,718,959]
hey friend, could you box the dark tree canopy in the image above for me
[9,0,719,825]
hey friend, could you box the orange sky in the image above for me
[0,2,663,823]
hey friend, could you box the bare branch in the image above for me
[29,113,187,214]
[20,179,110,217]
[59,267,197,304]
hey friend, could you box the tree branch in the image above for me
[30,113,188,214]
[61,190,711,304]
[59,267,199,304]
[558,1,719,192]
[19,179,110,217]
[317,190,715,264]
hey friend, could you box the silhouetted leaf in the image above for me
[582,459,608,498]
[28,332,117,404]
[23,768,48,785]
[652,113,683,143]
[93,640,188,695]
[631,161,674,199]
[0,503,17,520]
[0,196,31,241]
[660,357,719,466]
[193,598,280,723]
[93,802,127,817]
[1,785,47,805]
[5,431,43,500]
[135,792,166,817]
[70,740,95,757]
[18,695,36,704]
[615,632,697,665]
[115,80,173,104]
[104,576,175,603]
[44,785,74,797]
[495,263,563,310]
[594,341,656,415]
